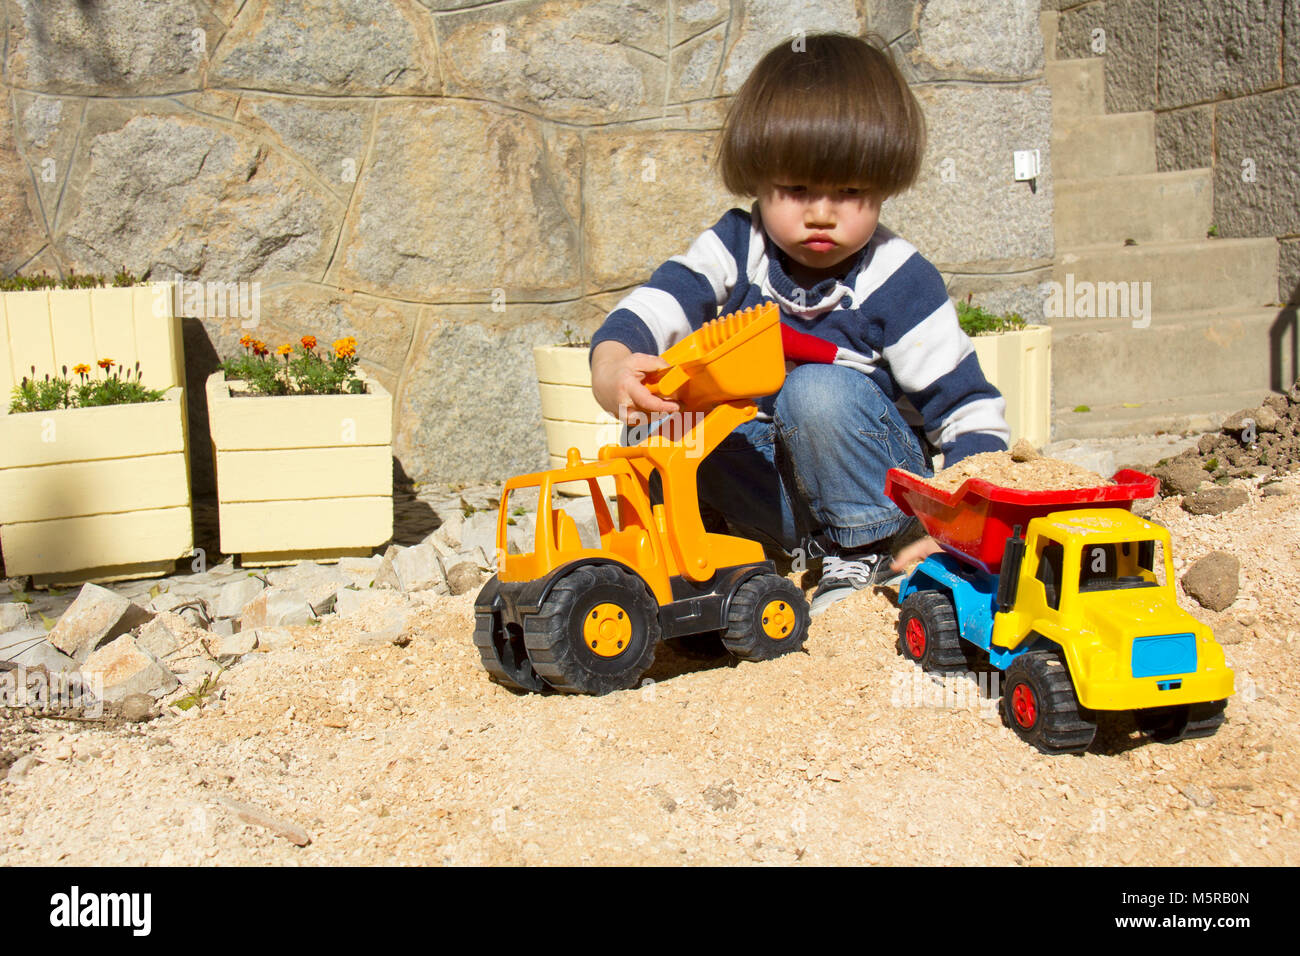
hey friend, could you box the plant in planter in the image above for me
[208,334,393,565]
[957,296,1052,448]
[0,275,192,584]
[533,325,619,497]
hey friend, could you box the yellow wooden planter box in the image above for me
[206,370,393,565]
[0,284,192,584]
[970,324,1052,449]
[534,345,619,497]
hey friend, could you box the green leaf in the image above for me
[1072,405,1091,413]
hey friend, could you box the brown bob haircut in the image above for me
[716,33,926,199]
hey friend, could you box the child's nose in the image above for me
[805,197,835,225]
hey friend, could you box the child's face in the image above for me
[756,181,881,284]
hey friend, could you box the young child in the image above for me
[589,32,1009,613]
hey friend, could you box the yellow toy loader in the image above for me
[473,303,811,694]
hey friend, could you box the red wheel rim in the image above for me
[905,618,927,659]
[1011,683,1037,728]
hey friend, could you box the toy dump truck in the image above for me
[885,469,1234,753]
[473,303,810,695]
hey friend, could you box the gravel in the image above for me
[1,474,1298,865]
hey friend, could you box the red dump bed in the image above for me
[884,468,1160,575]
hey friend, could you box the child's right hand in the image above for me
[590,341,681,423]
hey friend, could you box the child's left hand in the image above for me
[891,535,942,573]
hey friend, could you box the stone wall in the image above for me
[1,0,1054,486]
[1050,0,1300,305]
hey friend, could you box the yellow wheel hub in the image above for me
[584,602,632,658]
[761,599,795,640]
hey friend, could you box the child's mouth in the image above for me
[803,236,835,253]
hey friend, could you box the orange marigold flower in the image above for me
[239,334,253,348]
[333,336,357,358]
[98,358,115,370]
[73,363,91,376]
[276,343,293,356]
[301,335,317,350]
[252,340,269,357]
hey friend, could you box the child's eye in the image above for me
[776,184,806,194]
[840,187,864,196]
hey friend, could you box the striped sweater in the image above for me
[591,205,1010,464]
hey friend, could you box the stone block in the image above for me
[1156,105,1215,173]
[135,617,184,660]
[881,83,1054,271]
[1157,0,1285,108]
[392,542,447,593]
[0,89,46,273]
[582,129,736,292]
[866,0,918,42]
[210,0,439,95]
[337,557,384,590]
[215,577,266,620]
[394,309,576,484]
[238,587,314,630]
[670,27,724,102]
[0,629,79,673]
[4,0,215,95]
[1214,87,1300,239]
[81,635,179,702]
[238,97,371,199]
[207,631,258,663]
[909,0,1044,81]
[1,602,30,631]
[56,104,338,282]
[459,511,500,559]
[337,102,580,300]
[718,0,862,94]
[439,0,667,122]
[47,584,154,663]
[1287,0,1300,83]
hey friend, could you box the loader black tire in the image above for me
[523,563,659,695]
[473,605,547,693]
[721,574,809,662]
[1001,650,1097,754]
[1135,698,1227,743]
[897,590,967,671]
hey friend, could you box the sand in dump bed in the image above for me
[916,450,1111,493]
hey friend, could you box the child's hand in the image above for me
[590,341,681,423]
[891,535,942,573]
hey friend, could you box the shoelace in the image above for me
[819,552,890,587]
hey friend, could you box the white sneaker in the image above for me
[809,551,902,616]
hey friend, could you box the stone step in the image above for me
[1051,238,1279,316]
[1051,389,1279,441]
[1048,306,1288,413]
[1045,58,1105,121]
[1056,169,1214,246]
[1052,112,1156,179]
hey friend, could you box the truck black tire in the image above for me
[897,590,967,671]
[473,607,547,692]
[1001,649,1097,754]
[523,563,659,695]
[1135,698,1227,743]
[721,574,809,662]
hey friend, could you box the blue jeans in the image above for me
[696,364,933,554]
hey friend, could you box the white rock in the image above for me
[135,617,184,659]
[0,602,30,630]
[393,541,446,592]
[239,587,313,630]
[1,629,78,672]
[337,556,383,589]
[215,576,266,620]
[81,634,179,702]
[207,631,258,663]
[373,545,402,589]
[459,510,499,557]
[432,509,465,549]
[48,584,154,662]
